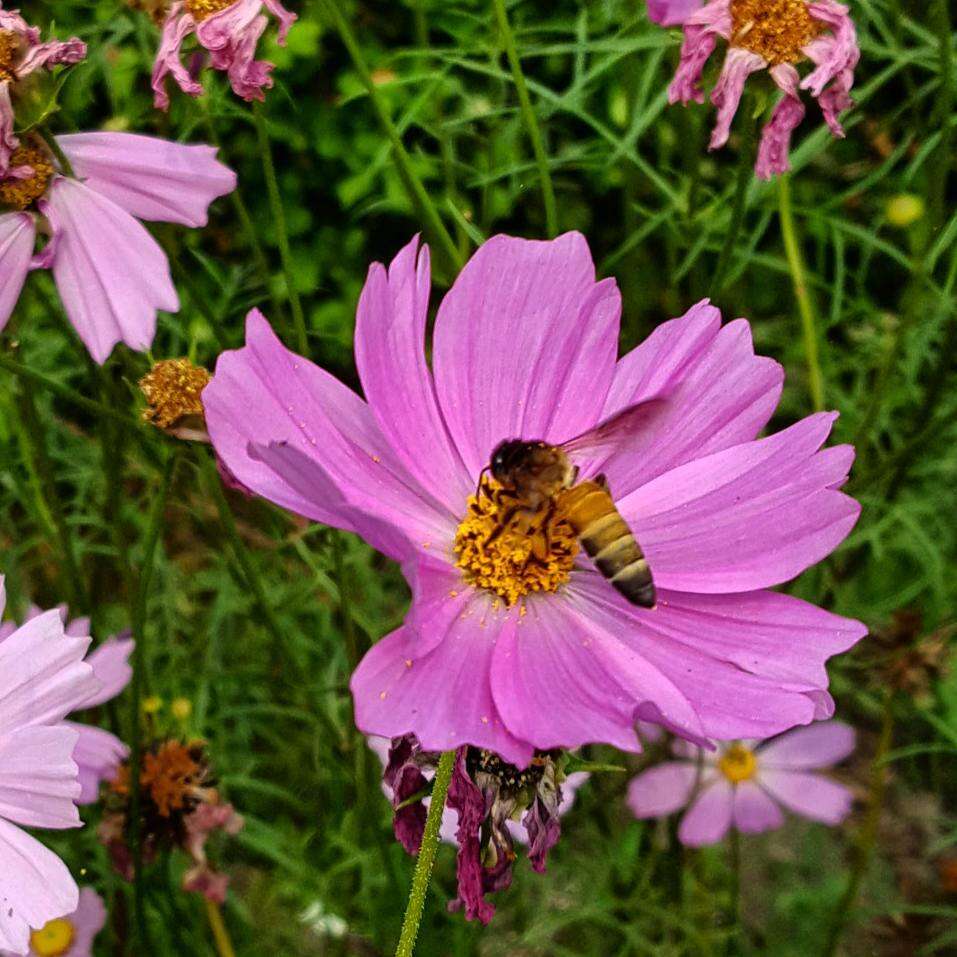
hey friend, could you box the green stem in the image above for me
[13,370,87,610]
[727,828,742,955]
[395,750,456,957]
[204,899,237,957]
[821,693,895,957]
[709,100,758,298]
[928,0,954,235]
[778,175,825,412]
[127,451,178,954]
[251,100,308,354]
[39,126,74,176]
[321,0,463,272]
[491,0,558,237]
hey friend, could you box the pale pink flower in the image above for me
[0,578,99,955]
[669,0,860,178]
[1,887,107,957]
[151,0,297,110]
[1,605,133,806]
[648,0,702,26]
[627,721,856,846]
[204,233,866,771]
[0,132,235,363]
[0,6,85,174]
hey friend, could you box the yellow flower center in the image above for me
[29,918,75,957]
[730,0,825,66]
[139,357,212,432]
[454,477,579,607]
[0,143,55,210]
[718,744,758,784]
[184,0,235,21]
[0,30,20,82]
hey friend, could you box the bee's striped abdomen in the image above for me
[560,481,656,609]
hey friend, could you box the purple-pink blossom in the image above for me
[0,131,235,363]
[0,578,99,955]
[0,887,106,957]
[647,0,702,26]
[151,0,297,110]
[669,0,860,178]
[0,605,133,805]
[0,6,86,175]
[204,232,865,769]
[627,721,856,845]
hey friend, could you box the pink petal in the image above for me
[678,778,733,846]
[0,818,78,955]
[732,781,784,833]
[355,237,471,513]
[756,65,806,180]
[709,47,767,151]
[759,769,853,824]
[801,1,859,99]
[757,720,855,770]
[68,888,107,956]
[0,611,97,731]
[0,82,17,174]
[627,762,698,817]
[667,0,732,104]
[634,590,866,688]
[598,307,783,498]
[151,4,203,110]
[647,0,703,26]
[621,412,860,593]
[41,177,177,364]
[350,595,534,768]
[56,133,236,227]
[0,213,34,331]
[13,37,86,79]
[69,723,128,806]
[0,725,81,828]
[204,310,455,559]
[432,233,621,478]
[81,637,134,708]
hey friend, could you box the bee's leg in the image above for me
[528,500,558,564]
[595,473,609,491]
[484,505,520,546]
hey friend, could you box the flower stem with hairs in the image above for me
[778,175,825,412]
[395,750,456,957]
[251,100,308,354]
[320,0,464,273]
[491,0,558,237]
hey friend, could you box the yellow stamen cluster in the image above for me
[454,478,579,607]
[139,357,211,431]
[185,0,236,21]
[29,919,75,957]
[0,143,54,210]
[730,0,825,66]
[0,30,20,82]
[718,743,758,784]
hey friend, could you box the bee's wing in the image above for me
[560,399,668,466]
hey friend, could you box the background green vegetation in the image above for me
[2,0,956,953]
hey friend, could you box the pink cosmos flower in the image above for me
[669,0,860,178]
[0,887,107,957]
[0,605,133,806]
[0,131,235,363]
[151,0,297,110]
[203,232,865,771]
[627,721,856,846]
[0,6,86,174]
[648,0,702,26]
[0,578,99,955]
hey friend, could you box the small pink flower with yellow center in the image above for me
[1,889,106,957]
[151,0,297,110]
[669,0,859,178]
[0,7,85,175]
[627,721,856,845]
[0,131,235,363]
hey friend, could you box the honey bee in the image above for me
[483,401,663,608]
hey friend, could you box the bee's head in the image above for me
[489,439,537,484]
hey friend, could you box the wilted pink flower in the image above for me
[151,0,297,110]
[627,721,855,845]
[0,6,86,174]
[182,802,244,902]
[1,605,133,805]
[0,131,235,363]
[0,578,99,955]
[204,233,865,770]
[648,0,702,26]
[669,0,859,178]
[1,887,107,957]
